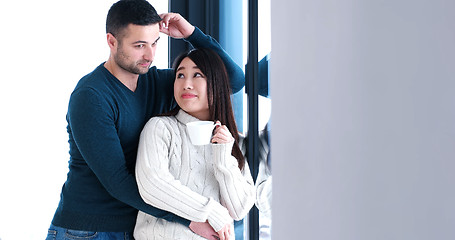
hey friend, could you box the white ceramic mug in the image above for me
[186,121,221,145]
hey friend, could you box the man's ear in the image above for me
[106,33,117,50]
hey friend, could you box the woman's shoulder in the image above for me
[145,115,178,128]
[140,116,180,141]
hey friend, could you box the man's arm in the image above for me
[184,27,245,94]
[68,88,190,226]
[159,13,245,94]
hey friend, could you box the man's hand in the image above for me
[159,13,195,39]
[189,221,220,240]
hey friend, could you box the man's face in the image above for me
[113,23,160,75]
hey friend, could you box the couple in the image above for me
[46,0,254,240]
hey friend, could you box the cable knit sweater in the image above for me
[134,110,255,240]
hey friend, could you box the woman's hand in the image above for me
[216,223,233,240]
[189,221,220,240]
[211,121,234,144]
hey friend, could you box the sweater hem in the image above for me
[52,209,137,232]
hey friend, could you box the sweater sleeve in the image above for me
[184,27,245,94]
[68,88,189,226]
[211,142,256,220]
[135,118,233,232]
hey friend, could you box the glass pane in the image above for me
[148,0,169,68]
[240,0,272,239]
[257,0,272,239]
[221,0,271,239]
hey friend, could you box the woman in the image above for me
[134,48,255,240]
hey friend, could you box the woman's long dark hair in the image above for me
[166,48,245,170]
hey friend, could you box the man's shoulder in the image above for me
[69,64,122,108]
[74,64,110,89]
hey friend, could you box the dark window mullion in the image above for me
[246,0,260,239]
[169,0,219,67]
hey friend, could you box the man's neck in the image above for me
[104,59,138,92]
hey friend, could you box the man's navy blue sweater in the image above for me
[51,27,245,232]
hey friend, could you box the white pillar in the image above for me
[271,0,455,239]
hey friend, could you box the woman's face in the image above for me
[174,57,209,120]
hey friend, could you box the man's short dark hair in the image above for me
[106,0,162,37]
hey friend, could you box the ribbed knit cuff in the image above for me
[206,198,232,232]
[211,141,236,167]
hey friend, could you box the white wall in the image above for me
[0,1,167,239]
[271,0,455,239]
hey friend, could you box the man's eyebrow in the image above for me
[132,40,148,44]
[131,36,160,45]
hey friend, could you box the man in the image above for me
[46,0,244,239]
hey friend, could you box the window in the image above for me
[170,1,272,239]
[243,0,272,239]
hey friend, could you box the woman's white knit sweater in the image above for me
[134,110,255,240]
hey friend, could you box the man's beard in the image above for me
[114,49,151,75]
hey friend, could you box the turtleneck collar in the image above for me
[175,109,212,125]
